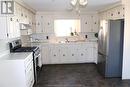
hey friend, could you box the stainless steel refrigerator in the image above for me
[97,19,124,77]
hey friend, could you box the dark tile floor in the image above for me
[34,64,130,87]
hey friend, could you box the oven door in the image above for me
[33,53,41,84]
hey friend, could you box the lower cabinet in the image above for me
[42,42,98,64]
[0,53,34,87]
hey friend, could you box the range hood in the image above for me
[20,23,32,30]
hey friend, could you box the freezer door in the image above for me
[97,52,106,76]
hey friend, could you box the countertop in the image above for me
[0,52,32,60]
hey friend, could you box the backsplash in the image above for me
[29,33,98,43]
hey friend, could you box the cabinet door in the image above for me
[14,16,20,37]
[36,16,43,33]
[67,44,78,63]
[116,6,125,19]
[59,45,70,63]
[7,17,15,38]
[42,15,54,34]
[0,17,8,39]
[77,44,89,63]
[42,44,51,64]
[81,15,92,32]
[92,15,99,33]
[50,45,60,64]
[93,45,98,64]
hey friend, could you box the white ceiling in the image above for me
[22,0,121,12]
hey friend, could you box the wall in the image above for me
[122,0,130,80]
[34,11,99,42]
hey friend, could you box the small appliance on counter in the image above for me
[9,39,41,84]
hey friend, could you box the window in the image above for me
[54,19,80,37]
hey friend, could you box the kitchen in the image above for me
[0,0,130,87]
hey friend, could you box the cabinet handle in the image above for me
[54,54,56,57]
[21,13,23,17]
[17,19,19,22]
[118,12,120,14]
[31,80,33,84]
[111,13,113,16]
[72,54,74,56]
[63,54,65,56]
[10,18,13,21]
[81,53,84,56]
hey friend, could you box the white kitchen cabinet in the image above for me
[81,15,99,33]
[0,16,20,39]
[36,15,54,34]
[100,5,125,20]
[81,15,92,33]
[91,15,99,32]
[41,42,98,64]
[0,53,34,87]
[0,17,8,39]
[42,15,54,34]
[93,43,98,63]
[42,44,52,64]
[59,44,70,63]
[36,15,43,33]
[67,44,78,63]
[50,44,61,64]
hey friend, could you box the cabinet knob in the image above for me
[54,54,56,57]
[10,18,13,21]
[63,54,65,56]
[21,13,23,17]
[118,12,120,14]
[81,53,84,56]
[72,54,74,56]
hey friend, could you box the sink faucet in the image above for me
[65,38,69,43]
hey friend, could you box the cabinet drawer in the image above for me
[26,61,33,75]
[26,61,34,87]
[26,72,34,87]
[25,53,33,68]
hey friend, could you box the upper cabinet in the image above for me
[0,16,20,39]
[36,15,54,34]
[99,5,125,20]
[81,14,99,33]
[0,1,36,39]
[36,13,99,34]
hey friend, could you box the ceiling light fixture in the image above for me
[71,0,88,13]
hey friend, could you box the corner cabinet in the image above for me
[100,5,125,20]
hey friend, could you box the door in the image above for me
[97,53,106,76]
[98,20,108,55]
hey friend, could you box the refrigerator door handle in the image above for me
[98,52,106,56]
